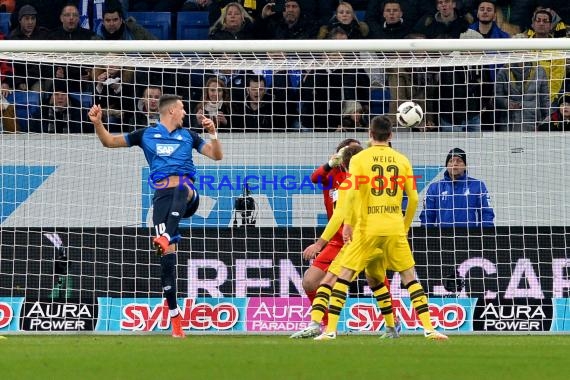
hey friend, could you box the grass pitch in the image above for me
[1,335,569,380]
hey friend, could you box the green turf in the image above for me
[1,335,569,380]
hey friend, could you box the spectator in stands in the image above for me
[412,0,474,38]
[515,7,566,38]
[129,0,185,12]
[11,1,65,31]
[265,54,303,130]
[193,0,263,25]
[300,27,370,131]
[94,2,157,40]
[92,63,136,132]
[29,80,86,134]
[435,30,488,132]
[0,32,17,132]
[514,8,566,103]
[0,89,18,133]
[495,61,549,131]
[9,5,49,92]
[258,0,319,39]
[539,92,570,131]
[366,0,411,39]
[317,1,368,39]
[420,147,495,228]
[49,3,96,40]
[128,85,162,129]
[468,1,509,131]
[469,0,510,37]
[208,2,257,40]
[538,5,569,37]
[194,76,232,132]
[9,5,49,39]
[337,100,367,131]
[233,74,286,132]
[206,55,252,102]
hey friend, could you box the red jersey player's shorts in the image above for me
[311,236,344,272]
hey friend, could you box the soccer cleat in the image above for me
[153,235,170,255]
[289,323,321,339]
[380,326,400,339]
[314,331,336,341]
[171,314,186,339]
[424,330,448,341]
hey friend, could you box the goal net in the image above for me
[0,39,569,334]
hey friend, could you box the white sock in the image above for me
[169,308,180,317]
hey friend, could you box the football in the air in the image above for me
[396,101,423,128]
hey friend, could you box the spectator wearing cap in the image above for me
[420,148,495,228]
[9,5,49,92]
[539,93,570,132]
[9,5,49,39]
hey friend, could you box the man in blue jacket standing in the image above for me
[420,148,495,228]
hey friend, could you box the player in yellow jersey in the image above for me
[314,115,448,341]
[290,145,399,339]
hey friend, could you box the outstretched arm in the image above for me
[199,116,223,161]
[88,104,128,148]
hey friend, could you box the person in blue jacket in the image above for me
[420,148,495,228]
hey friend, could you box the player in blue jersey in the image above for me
[88,94,223,338]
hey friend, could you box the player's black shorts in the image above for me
[152,186,200,241]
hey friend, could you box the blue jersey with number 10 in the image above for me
[124,123,206,182]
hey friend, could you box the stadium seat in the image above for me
[6,91,41,132]
[176,12,210,40]
[128,12,172,40]
[370,88,390,116]
[354,10,365,21]
[0,13,10,36]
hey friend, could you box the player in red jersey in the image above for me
[301,138,360,328]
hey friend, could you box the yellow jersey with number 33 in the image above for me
[345,145,418,236]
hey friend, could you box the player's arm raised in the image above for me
[88,104,128,148]
[199,116,223,161]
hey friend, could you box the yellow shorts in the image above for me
[338,229,415,274]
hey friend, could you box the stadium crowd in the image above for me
[0,0,569,133]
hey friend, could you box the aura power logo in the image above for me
[20,300,98,331]
[0,165,56,223]
[141,165,441,227]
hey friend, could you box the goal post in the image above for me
[0,39,569,335]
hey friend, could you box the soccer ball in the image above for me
[396,101,423,128]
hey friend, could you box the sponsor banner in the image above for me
[20,299,98,332]
[342,298,475,333]
[551,298,570,332]
[101,297,247,332]
[246,297,311,332]
[473,298,553,332]
[0,298,24,331]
